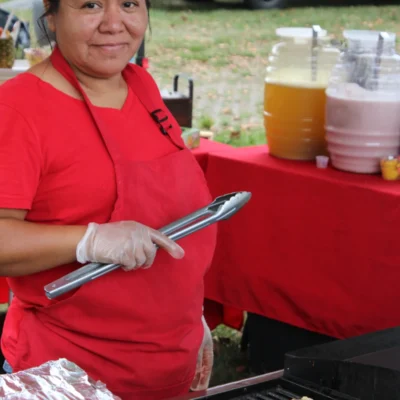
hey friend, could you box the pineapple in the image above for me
[0,29,15,69]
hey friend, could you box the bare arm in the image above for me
[0,209,87,277]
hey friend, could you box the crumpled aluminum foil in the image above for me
[0,358,121,399]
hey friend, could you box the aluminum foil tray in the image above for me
[0,358,120,399]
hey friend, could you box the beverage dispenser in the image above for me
[264,26,339,160]
[326,30,400,174]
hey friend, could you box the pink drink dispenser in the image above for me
[325,30,400,174]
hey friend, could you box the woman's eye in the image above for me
[82,2,100,9]
[123,1,138,7]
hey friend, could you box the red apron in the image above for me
[8,47,217,399]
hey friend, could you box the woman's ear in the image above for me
[46,14,55,32]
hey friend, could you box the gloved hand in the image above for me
[76,221,185,271]
[191,316,214,391]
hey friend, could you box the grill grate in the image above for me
[235,385,305,400]
[195,375,357,400]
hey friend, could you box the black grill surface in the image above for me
[195,377,358,400]
[234,385,307,399]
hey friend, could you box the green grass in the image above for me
[146,3,400,69]
[145,2,400,146]
[199,114,215,130]
[210,324,253,387]
[215,126,266,147]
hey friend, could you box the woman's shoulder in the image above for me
[0,73,44,112]
[0,72,40,93]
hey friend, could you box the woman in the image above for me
[0,0,217,398]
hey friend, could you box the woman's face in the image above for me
[48,0,148,78]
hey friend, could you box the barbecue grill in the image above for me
[170,371,357,400]
[170,326,400,400]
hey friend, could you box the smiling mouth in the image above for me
[94,44,127,51]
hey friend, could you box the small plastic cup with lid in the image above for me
[316,155,329,169]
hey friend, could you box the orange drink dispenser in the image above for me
[264,27,340,160]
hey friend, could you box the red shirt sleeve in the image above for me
[0,104,42,210]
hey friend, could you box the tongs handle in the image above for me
[44,214,215,299]
[44,191,251,299]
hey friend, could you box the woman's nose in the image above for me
[99,5,124,33]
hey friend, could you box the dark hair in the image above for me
[38,0,151,46]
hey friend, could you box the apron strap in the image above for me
[50,46,80,90]
[123,66,174,137]
[50,46,184,149]
[122,65,185,149]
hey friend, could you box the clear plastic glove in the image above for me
[76,221,185,271]
[191,316,214,391]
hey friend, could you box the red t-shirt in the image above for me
[0,70,179,364]
[0,72,178,222]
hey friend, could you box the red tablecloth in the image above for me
[200,144,400,339]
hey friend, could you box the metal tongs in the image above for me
[44,191,252,300]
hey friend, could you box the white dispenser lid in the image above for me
[343,30,396,44]
[275,27,328,39]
